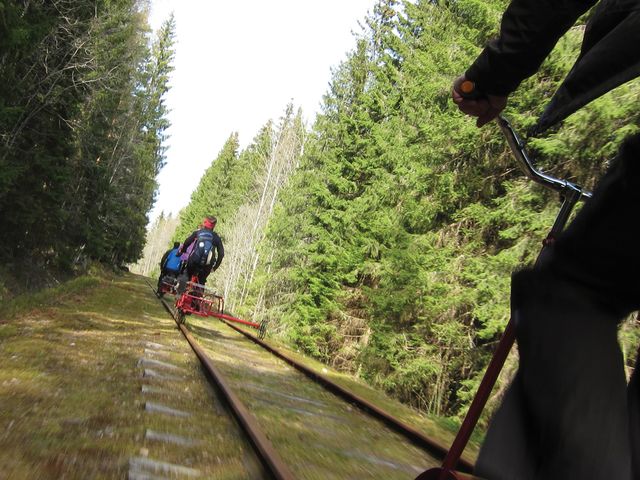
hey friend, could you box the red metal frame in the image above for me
[210,312,260,329]
[174,275,224,318]
[173,275,263,333]
[415,471,478,480]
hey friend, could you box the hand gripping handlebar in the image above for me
[456,79,591,199]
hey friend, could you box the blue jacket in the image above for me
[162,248,182,272]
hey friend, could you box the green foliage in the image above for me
[236,0,640,422]
[0,1,175,271]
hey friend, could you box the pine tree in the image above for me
[239,0,640,421]
[0,1,176,275]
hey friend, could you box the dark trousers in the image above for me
[185,262,212,286]
[475,134,640,480]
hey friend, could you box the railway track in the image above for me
[148,281,475,479]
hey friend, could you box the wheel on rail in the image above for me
[177,310,186,324]
[414,468,468,479]
[258,320,268,339]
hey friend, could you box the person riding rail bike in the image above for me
[452,0,640,478]
[157,242,182,294]
[176,216,224,298]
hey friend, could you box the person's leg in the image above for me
[628,343,640,480]
[477,133,640,479]
[198,265,212,286]
[514,269,630,479]
[475,271,631,480]
[157,269,165,291]
[474,371,536,480]
[164,270,177,292]
[176,264,192,295]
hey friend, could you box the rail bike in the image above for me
[159,273,268,339]
[413,114,592,479]
[174,275,223,321]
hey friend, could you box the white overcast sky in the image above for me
[147,0,376,223]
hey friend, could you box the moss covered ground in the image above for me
[187,315,480,479]
[0,272,260,479]
[0,271,480,479]
[236,331,482,463]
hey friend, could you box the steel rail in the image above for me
[147,281,296,480]
[220,319,475,474]
[149,279,475,475]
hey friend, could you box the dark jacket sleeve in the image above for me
[179,231,197,255]
[212,234,224,271]
[466,0,598,96]
[159,249,171,269]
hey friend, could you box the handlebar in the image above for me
[455,80,591,200]
[496,115,592,200]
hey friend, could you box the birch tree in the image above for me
[217,106,305,311]
[131,212,180,276]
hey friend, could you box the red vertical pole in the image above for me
[440,322,515,473]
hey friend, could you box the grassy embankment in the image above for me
[0,272,260,479]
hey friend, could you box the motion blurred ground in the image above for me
[0,272,480,478]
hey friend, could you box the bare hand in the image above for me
[452,76,507,127]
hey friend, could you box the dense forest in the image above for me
[168,0,640,426]
[0,0,175,294]
[4,0,639,429]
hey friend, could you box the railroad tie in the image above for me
[145,429,201,447]
[128,457,201,478]
[138,357,185,373]
[141,384,172,395]
[144,401,191,418]
[143,348,171,357]
[142,368,182,382]
[144,341,168,350]
[127,472,169,480]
